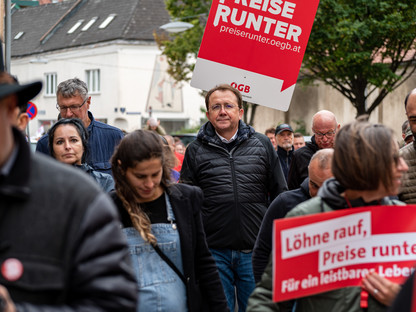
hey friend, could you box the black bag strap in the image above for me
[151,244,186,284]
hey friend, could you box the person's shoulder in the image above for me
[92,120,124,135]
[170,183,202,197]
[400,142,415,158]
[251,131,269,142]
[91,168,113,180]
[30,154,119,229]
[169,184,203,213]
[35,133,49,150]
[306,140,319,152]
[38,133,49,142]
[271,188,308,211]
[109,190,123,209]
[286,196,323,218]
[184,137,203,153]
[297,141,316,152]
[251,132,275,149]
[32,153,101,193]
[293,141,317,158]
[386,197,406,206]
[91,169,114,182]
[279,187,308,201]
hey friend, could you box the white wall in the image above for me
[11,42,204,139]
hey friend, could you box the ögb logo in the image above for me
[231,82,250,93]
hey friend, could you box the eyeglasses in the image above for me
[209,104,237,112]
[56,98,87,113]
[313,130,336,138]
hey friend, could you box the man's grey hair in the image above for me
[57,78,88,100]
[309,148,334,170]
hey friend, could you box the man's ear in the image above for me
[16,113,29,132]
[86,96,91,110]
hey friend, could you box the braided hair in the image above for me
[111,129,172,244]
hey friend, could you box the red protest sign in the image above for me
[273,205,416,302]
[191,0,320,111]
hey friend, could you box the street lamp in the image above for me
[159,21,194,33]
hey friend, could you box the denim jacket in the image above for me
[36,111,124,175]
[75,163,115,192]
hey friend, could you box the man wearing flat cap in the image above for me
[402,120,413,146]
[0,68,137,310]
[275,123,294,182]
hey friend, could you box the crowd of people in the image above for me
[2,59,416,312]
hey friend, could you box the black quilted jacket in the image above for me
[180,121,287,250]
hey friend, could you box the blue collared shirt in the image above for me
[35,111,124,175]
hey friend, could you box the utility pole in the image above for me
[4,0,10,71]
[0,0,4,70]
[0,0,10,71]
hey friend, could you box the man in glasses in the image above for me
[36,78,124,175]
[287,110,340,190]
[180,84,287,312]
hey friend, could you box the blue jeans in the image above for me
[210,248,255,312]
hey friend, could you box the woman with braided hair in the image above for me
[110,129,228,312]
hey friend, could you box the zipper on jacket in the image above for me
[208,142,243,247]
[229,145,244,248]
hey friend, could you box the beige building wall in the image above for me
[252,73,416,143]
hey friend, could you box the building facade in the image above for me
[11,0,204,138]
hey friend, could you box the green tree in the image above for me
[156,0,210,82]
[302,0,416,117]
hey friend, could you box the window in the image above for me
[99,14,116,29]
[14,31,24,40]
[45,73,57,96]
[86,69,100,93]
[68,20,84,34]
[82,17,98,31]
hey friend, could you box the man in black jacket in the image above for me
[275,123,294,182]
[180,84,287,312]
[287,110,339,190]
[0,71,137,311]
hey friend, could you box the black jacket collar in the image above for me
[197,120,255,146]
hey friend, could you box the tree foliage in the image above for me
[155,0,210,82]
[303,0,416,117]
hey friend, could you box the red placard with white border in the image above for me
[191,0,320,111]
[273,205,416,302]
